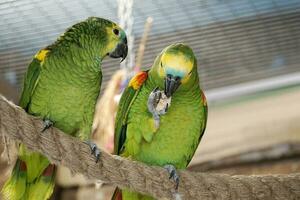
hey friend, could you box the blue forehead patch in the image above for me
[165,66,185,78]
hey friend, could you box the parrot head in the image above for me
[60,17,128,62]
[154,43,197,97]
[87,17,128,62]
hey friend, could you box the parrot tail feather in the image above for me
[1,159,56,200]
[27,164,56,200]
[1,159,27,200]
[111,187,122,200]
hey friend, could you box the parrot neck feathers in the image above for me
[46,20,109,61]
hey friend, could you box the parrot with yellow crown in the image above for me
[112,43,207,200]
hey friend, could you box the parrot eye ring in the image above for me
[113,28,120,36]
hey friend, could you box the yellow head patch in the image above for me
[159,51,194,84]
[105,24,123,53]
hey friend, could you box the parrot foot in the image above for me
[147,87,161,113]
[147,87,171,129]
[42,119,54,132]
[164,164,180,191]
[85,141,101,163]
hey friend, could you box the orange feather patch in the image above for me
[128,71,148,90]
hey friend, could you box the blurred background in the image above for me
[1,0,300,199]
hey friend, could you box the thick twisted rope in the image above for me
[0,95,299,200]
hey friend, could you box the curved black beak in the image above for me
[109,37,128,62]
[164,74,181,98]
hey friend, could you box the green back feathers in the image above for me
[46,17,114,50]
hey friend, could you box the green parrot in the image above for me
[112,43,207,200]
[1,17,128,200]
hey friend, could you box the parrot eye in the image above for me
[113,28,120,36]
[160,62,163,68]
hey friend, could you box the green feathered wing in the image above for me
[112,71,149,200]
[114,71,149,155]
[1,52,56,200]
[19,55,41,109]
[185,89,208,165]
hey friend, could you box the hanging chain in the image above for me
[118,0,135,74]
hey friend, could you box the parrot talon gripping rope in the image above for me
[85,141,101,163]
[41,119,54,132]
[164,164,180,191]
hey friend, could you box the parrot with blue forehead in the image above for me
[1,17,128,200]
[112,43,207,200]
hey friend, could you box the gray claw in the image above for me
[164,164,180,191]
[153,86,160,93]
[85,141,101,163]
[42,119,54,132]
[148,87,161,112]
[164,103,169,113]
[148,89,161,129]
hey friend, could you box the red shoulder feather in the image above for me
[200,89,207,106]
